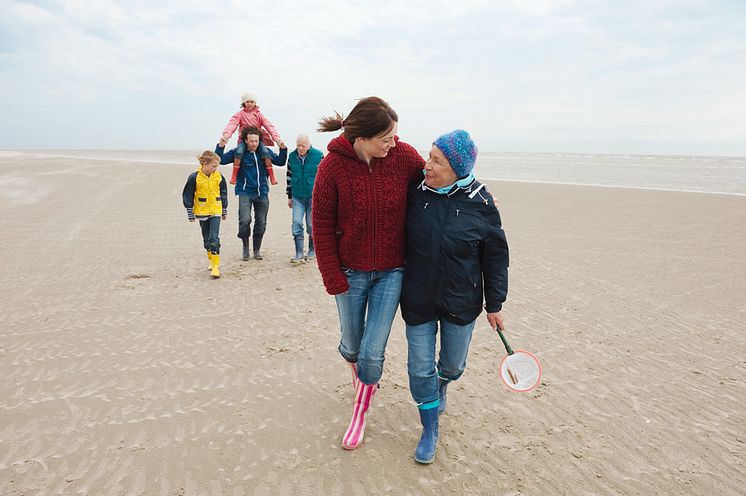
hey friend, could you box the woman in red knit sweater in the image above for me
[312,97,425,450]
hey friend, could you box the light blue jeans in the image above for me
[291,197,312,238]
[406,318,476,405]
[335,267,404,385]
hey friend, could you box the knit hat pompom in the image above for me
[433,129,478,178]
[241,92,258,104]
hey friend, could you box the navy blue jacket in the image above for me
[401,179,509,326]
[215,144,287,198]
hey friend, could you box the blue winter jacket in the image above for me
[215,144,287,198]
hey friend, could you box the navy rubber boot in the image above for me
[438,378,449,415]
[415,406,439,464]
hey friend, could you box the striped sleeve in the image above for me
[182,172,197,220]
[286,166,293,199]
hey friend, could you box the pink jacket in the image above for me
[222,106,281,146]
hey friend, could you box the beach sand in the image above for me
[1,154,744,495]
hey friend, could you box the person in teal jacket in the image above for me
[285,134,323,263]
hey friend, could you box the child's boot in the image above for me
[210,252,220,278]
[414,404,439,464]
[230,158,240,185]
[264,158,278,185]
[206,250,213,270]
[342,380,377,450]
[290,236,304,264]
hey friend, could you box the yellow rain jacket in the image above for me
[182,169,228,219]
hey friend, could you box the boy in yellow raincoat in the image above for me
[182,151,228,278]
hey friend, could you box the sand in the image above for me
[0,154,744,495]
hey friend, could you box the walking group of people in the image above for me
[183,95,510,464]
[181,91,323,277]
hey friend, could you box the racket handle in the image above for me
[496,328,514,355]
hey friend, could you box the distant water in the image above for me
[4,149,746,196]
[475,152,746,196]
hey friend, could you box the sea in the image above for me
[2,149,745,196]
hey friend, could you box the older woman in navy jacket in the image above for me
[401,129,509,464]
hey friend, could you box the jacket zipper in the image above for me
[369,161,376,270]
[300,155,306,197]
[252,151,260,196]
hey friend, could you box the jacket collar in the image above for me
[419,173,476,196]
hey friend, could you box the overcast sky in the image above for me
[1,0,745,155]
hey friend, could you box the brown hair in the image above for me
[240,126,263,142]
[317,96,398,142]
[197,150,220,166]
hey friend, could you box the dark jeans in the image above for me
[199,216,221,254]
[237,195,270,240]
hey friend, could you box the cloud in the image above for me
[1,0,745,154]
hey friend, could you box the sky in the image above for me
[1,0,745,155]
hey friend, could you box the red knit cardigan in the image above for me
[312,135,425,295]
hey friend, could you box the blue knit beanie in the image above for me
[433,129,478,178]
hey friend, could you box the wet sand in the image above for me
[1,154,744,495]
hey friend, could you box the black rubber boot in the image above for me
[241,238,250,261]
[253,236,263,260]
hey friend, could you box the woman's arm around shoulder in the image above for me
[395,140,425,180]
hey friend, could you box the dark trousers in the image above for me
[237,195,270,241]
[199,216,221,254]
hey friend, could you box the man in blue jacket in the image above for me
[285,134,324,263]
[217,126,287,260]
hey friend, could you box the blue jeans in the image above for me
[291,197,312,238]
[199,216,221,253]
[406,318,476,405]
[335,267,404,385]
[237,195,269,240]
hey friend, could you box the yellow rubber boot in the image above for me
[207,250,213,270]
[210,253,220,278]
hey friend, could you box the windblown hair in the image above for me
[317,96,398,142]
[197,150,220,166]
[240,126,263,142]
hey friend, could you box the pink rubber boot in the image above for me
[342,381,377,450]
